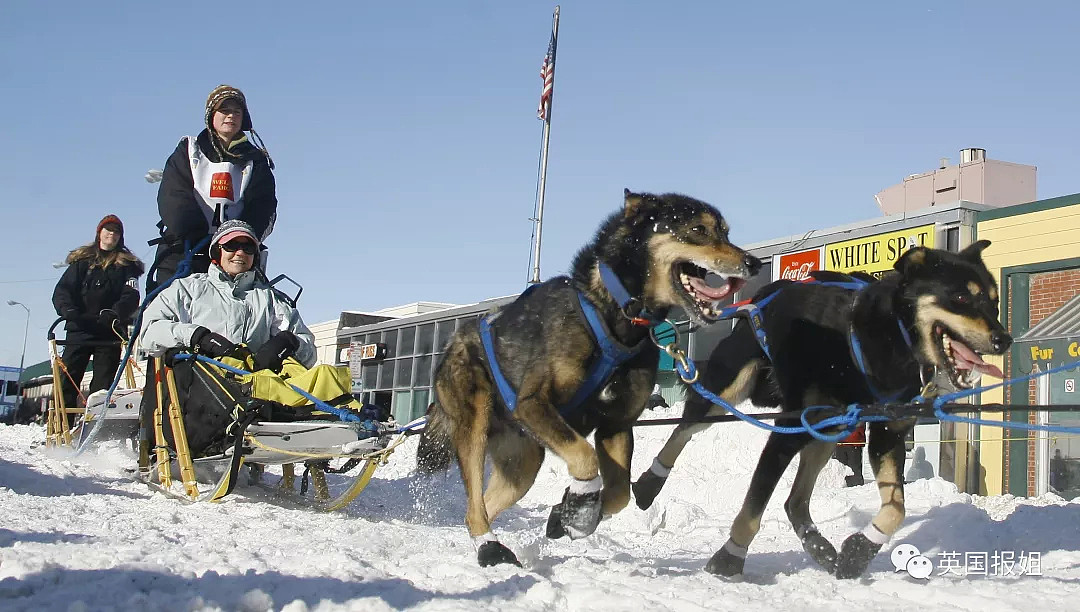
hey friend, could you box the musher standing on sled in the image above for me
[52,214,145,410]
[147,85,276,293]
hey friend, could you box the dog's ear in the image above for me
[895,246,940,277]
[959,239,991,261]
[623,188,646,219]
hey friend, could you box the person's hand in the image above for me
[190,326,237,358]
[98,309,119,329]
[253,331,300,373]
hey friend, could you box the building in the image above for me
[1,365,22,420]
[975,192,1080,497]
[875,148,1036,215]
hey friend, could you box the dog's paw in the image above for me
[799,527,838,573]
[835,532,883,579]
[477,541,521,567]
[632,470,667,510]
[704,545,746,578]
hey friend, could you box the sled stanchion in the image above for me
[153,359,172,490]
[165,367,201,499]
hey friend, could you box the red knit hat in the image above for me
[96,214,124,247]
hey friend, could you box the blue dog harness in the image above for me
[479,262,652,417]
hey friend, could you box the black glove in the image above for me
[190,326,236,358]
[253,331,300,373]
[162,347,185,367]
[62,308,85,322]
[98,309,119,329]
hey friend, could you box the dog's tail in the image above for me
[416,401,454,473]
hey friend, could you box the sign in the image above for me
[348,341,365,379]
[358,343,386,360]
[824,224,935,278]
[1066,379,1075,393]
[1014,337,1080,374]
[774,247,823,281]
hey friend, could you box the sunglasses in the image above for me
[219,240,257,255]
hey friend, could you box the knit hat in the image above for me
[96,214,124,247]
[211,220,260,248]
[205,84,253,132]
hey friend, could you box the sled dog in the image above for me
[418,189,761,567]
[634,241,1011,579]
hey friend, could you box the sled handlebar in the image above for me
[47,316,125,346]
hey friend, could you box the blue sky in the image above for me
[3,0,1079,369]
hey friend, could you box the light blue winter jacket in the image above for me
[140,264,316,367]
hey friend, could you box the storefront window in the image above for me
[399,326,416,357]
[416,323,435,355]
[414,355,433,387]
[395,357,413,388]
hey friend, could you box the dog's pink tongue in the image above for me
[951,340,1005,379]
[689,276,742,300]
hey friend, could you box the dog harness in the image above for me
[715,276,915,402]
[479,262,651,417]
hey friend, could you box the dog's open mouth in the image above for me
[674,262,747,321]
[933,324,1004,389]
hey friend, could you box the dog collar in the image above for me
[598,261,656,325]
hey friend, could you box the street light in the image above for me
[6,300,29,374]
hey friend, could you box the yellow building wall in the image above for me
[976,202,1080,495]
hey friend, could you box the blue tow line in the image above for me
[672,346,1080,439]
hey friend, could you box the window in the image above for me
[382,329,398,358]
[392,390,412,423]
[411,388,430,422]
[414,355,433,387]
[398,326,416,357]
[945,227,960,252]
[395,358,413,388]
[363,364,378,390]
[378,361,395,388]
[416,323,435,355]
[436,320,456,352]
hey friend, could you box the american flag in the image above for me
[537,30,556,120]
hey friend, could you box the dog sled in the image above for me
[135,352,418,511]
[44,316,142,448]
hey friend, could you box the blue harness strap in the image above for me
[479,265,650,417]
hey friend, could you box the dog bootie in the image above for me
[798,526,838,573]
[547,478,603,540]
[632,461,670,510]
[835,529,885,579]
[476,541,521,567]
[705,539,747,578]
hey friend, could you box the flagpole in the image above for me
[530,5,560,285]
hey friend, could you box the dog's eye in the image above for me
[954,293,971,305]
[691,225,707,234]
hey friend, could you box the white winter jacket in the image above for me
[140,264,316,367]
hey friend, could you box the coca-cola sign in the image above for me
[774,247,822,281]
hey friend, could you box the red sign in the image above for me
[210,172,234,200]
[776,247,822,281]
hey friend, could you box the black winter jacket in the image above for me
[52,247,145,337]
[155,129,277,246]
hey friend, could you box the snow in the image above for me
[2,402,1080,611]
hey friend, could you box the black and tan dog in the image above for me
[633,240,1010,579]
[417,189,761,567]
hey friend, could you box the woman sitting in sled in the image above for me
[139,220,370,456]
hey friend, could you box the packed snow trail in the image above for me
[2,402,1079,611]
